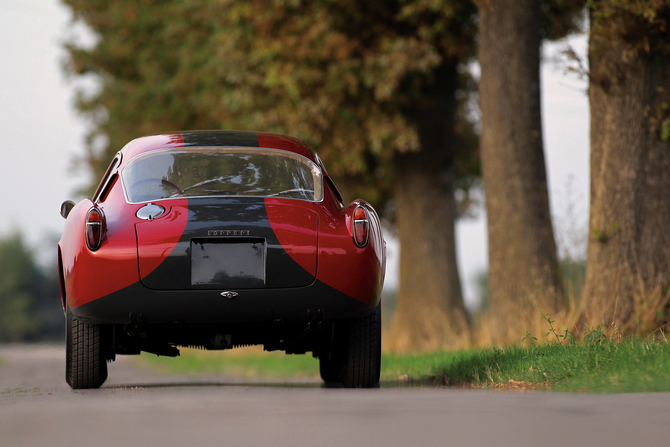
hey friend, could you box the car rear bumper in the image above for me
[71,279,378,325]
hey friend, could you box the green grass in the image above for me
[393,320,670,392]
[424,338,670,392]
[136,333,670,392]
[136,348,320,380]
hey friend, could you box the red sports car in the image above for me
[58,131,385,389]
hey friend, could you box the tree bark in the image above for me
[479,0,564,342]
[581,11,670,334]
[387,62,470,351]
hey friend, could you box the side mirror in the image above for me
[60,200,75,219]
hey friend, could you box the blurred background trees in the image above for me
[0,233,62,342]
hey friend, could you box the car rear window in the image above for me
[121,148,323,203]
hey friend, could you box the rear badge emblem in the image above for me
[220,291,238,299]
[208,230,250,236]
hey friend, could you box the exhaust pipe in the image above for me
[135,324,148,338]
[124,322,136,338]
[124,322,149,338]
[124,320,179,358]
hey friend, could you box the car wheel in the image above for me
[65,306,109,389]
[339,303,381,388]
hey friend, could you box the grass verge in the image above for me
[135,334,670,392]
[135,347,319,380]
[423,337,670,392]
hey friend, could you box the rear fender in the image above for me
[315,198,385,306]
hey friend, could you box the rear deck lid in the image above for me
[136,199,318,290]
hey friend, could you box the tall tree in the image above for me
[390,62,471,349]
[582,1,670,333]
[62,0,480,349]
[478,0,582,342]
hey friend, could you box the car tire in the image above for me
[339,303,381,388]
[65,306,108,389]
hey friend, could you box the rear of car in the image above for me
[59,131,384,390]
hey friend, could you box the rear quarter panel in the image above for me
[59,177,140,310]
[268,184,385,307]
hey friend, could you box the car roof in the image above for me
[118,130,329,176]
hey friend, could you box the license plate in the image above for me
[191,238,265,288]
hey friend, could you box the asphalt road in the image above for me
[1,344,669,447]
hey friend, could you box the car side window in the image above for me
[98,175,118,203]
[93,154,122,203]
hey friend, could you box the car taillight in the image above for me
[353,206,369,247]
[86,207,103,251]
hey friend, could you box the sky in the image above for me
[0,1,590,310]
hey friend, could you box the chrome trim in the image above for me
[207,230,250,236]
[136,202,166,221]
[119,147,325,205]
[220,291,239,299]
[352,205,370,248]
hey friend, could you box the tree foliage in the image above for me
[538,0,587,39]
[589,0,670,49]
[588,0,670,90]
[63,0,480,208]
[62,0,587,218]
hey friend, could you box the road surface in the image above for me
[1,344,668,447]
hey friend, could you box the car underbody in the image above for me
[110,313,341,358]
[66,304,381,389]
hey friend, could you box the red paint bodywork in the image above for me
[264,204,318,278]
[136,200,189,283]
[58,131,385,320]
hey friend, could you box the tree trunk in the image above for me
[581,11,670,334]
[479,0,564,342]
[387,62,470,351]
